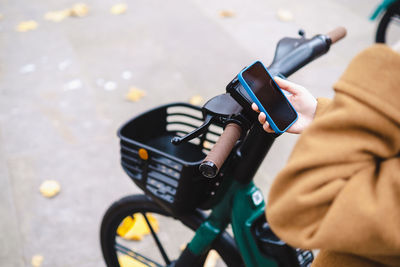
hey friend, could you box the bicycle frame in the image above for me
[370,0,397,20]
[187,179,275,267]
[173,123,284,267]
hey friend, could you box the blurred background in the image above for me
[0,0,383,266]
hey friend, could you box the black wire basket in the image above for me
[118,103,224,215]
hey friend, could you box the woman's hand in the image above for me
[252,77,317,134]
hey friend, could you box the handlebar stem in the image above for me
[232,124,278,184]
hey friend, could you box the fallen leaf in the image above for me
[189,95,204,105]
[44,9,71,22]
[117,213,159,241]
[126,87,146,102]
[20,64,36,74]
[118,255,148,267]
[16,20,38,32]
[70,3,89,17]
[111,3,128,15]
[39,180,61,198]
[203,140,213,150]
[204,250,220,267]
[104,81,117,91]
[121,70,132,80]
[58,59,72,71]
[64,79,83,91]
[276,9,294,22]
[219,10,235,18]
[0,14,3,20]
[31,254,44,267]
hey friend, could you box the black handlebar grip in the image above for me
[199,123,242,178]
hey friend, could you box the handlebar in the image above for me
[326,26,347,44]
[268,26,347,78]
[198,27,347,179]
[199,123,242,178]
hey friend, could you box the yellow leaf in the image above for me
[189,95,204,106]
[203,140,213,150]
[44,9,71,22]
[111,3,128,15]
[204,250,220,267]
[70,3,89,17]
[16,20,38,32]
[126,87,146,102]
[219,10,235,18]
[276,9,294,22]
[118,255,148,267]
[117,213,158,241]
[31,254,44,267]
[39,180,61,198]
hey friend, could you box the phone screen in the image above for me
[242,61,297,131]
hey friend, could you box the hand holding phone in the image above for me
[238,61,298,134]
[252,77,318,134]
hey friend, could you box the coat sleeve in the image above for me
[315,97,332,117]
[266,49,400,258]
[267,91,400,256]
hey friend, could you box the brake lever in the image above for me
[171,114,214,145]
[171,94,243,145]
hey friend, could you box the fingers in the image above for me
[263,122,274,133]
[258,112,275,133]
[274,76,303,95]
[251,103,260,113]
[254,108,275,133]
[258,112,266,124]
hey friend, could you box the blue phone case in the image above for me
[238,61,298,134]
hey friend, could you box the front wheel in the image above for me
[100,194,244,267]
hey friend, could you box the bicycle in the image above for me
[370,0,400,45]
[100,26,347,267]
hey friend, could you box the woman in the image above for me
[253,44,400,266]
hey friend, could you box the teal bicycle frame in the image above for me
[370,0,397,20]
[188,178,276,267]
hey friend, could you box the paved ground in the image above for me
[0,0,380,266]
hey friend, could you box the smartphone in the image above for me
[238,61,298,134]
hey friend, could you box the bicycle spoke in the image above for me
[115,242,163,267]
[142,212,171,265]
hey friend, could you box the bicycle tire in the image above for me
[100,194,244,267]
[376,1,400,43]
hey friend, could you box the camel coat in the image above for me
[267,44,400,266]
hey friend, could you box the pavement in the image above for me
[0,0,380,266]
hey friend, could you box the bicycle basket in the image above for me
[118,103,224,215]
